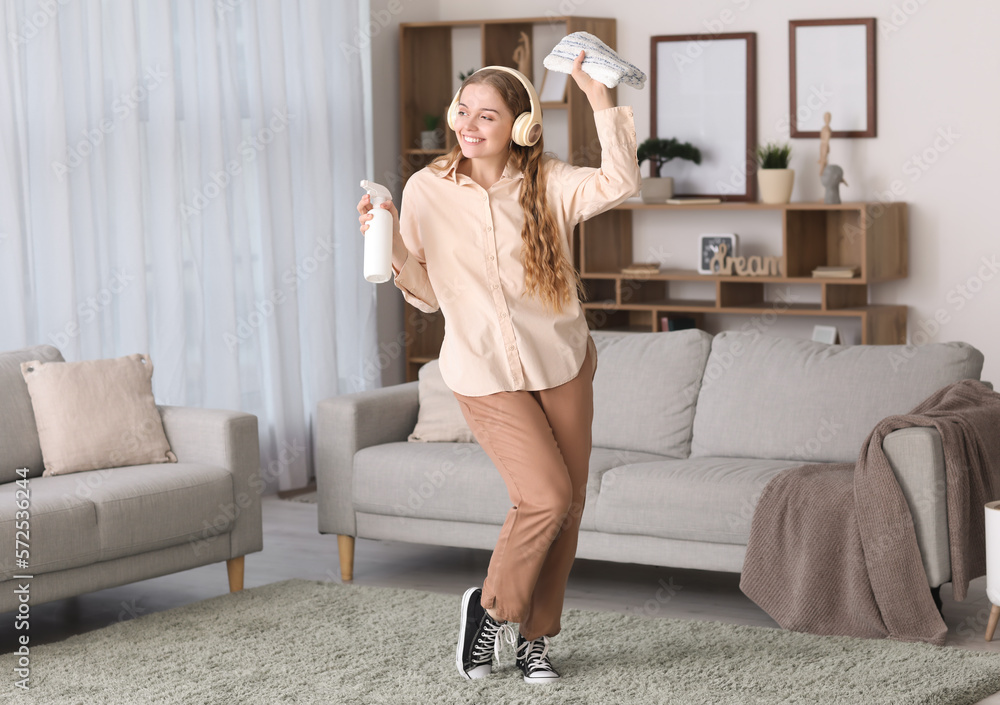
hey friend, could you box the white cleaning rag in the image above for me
[543,32,646,90]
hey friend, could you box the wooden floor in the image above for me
[5,496,1000,703]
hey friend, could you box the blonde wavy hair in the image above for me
[428,69,585,315]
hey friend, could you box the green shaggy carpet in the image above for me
[3,578,1000,704]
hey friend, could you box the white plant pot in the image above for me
[758,168,795,204]
[420,130,442,150]
[641,177,674,204]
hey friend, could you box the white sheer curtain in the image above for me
[0,0,376,492]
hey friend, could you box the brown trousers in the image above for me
[452,335,597,640]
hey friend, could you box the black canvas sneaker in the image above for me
[455,586,516,680]
[515,633,561,683]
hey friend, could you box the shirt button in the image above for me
[499,312,506,318]
[487,226,492,232]
[489,255,495,260]
[493,284,499,290]
[482,194,488,202]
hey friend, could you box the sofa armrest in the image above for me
[315,381,420,536]
[882,426,950,587]
[157,405,263,559]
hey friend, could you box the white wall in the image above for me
[369,0,1000,384]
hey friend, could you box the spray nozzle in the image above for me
[360,180,392,207]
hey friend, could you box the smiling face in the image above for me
[453,83,515,162]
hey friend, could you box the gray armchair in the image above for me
[0,344,263,613]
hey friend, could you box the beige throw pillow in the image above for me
[20,353,177,476]
[407,359,477,443]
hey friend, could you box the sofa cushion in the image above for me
[408,358,476,443]
[690,332,984,463]
[590,329,713,457]
[0,345,64,482]
[0,473,101,580]
[83,463,234,562]
[352,442,667,531]
[594,456,813,544]
[21,353,178,476]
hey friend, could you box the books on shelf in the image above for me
[666,197,722,205]
[620,261,661,277]
[811,265,860,278]
[660,315,697,332]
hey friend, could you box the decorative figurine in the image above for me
[821,164,848,204]
[513,31,531,76]
[818,112,832,178]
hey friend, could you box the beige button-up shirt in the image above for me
[392,105,641,397]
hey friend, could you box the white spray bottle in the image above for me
[360,180,394,283]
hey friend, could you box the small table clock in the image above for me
[698,234,739,274]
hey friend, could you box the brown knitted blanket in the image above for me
[739,379,1000,645]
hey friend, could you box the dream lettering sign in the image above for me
[708,243,781,276]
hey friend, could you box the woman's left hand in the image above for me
[570,50,614,111]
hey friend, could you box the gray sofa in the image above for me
[0,345,263,613]
[316,330,986,598]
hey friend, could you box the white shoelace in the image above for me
[472,618,518,666]
[515,635,554,674]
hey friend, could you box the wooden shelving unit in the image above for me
[577,200,909,344]
[398,15,617,382]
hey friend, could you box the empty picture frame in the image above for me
[651,33,757,202]
[538,68,569,103]
[790,18,876,137]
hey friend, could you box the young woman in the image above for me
[358,50,640,683]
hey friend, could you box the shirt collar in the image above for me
[436,155,524,183]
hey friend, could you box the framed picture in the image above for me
[789,18,876,137]
[812,325,840,344]
[651,32,757,201]
[538,68,569,103]
[698,234,739,275]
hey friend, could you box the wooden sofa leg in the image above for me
[986,604,1000,642]
[227,556,245,592]
[338,535,355,582]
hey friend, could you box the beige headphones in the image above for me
[446,65,543,147]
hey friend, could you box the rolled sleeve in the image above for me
[393,182,439,313]
[552,105,642,225]
[392,252,439,313]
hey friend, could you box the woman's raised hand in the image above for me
[570,50,614,112]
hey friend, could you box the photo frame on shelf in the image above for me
[651,32,757,202]
[812,325,841,345]
[698,234,739,275]
[789,18,876,138]
[538,68,569,103]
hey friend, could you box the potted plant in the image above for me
[420,114,443,150]
[636,137,702,204]
[755,141,794,204]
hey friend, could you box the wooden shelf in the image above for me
[587,268,821,284]
[577,200,908,343]
[615,199,883,211]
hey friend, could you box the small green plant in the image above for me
[756,141,792,169]
[636,138,702,178]
[458,68,477,82]
[423,114,440,132]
